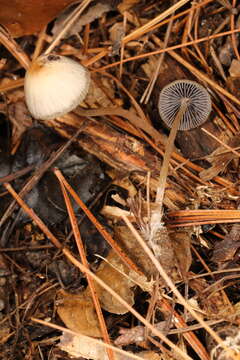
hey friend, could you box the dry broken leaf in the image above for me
[118,0,141,13]
[212,222,240,265]
[59,332,135,360]
[114,322,169,346]
[0,0,78,37]
[57,249,148,338]
[169,229,192,279]
[229,59,240,78]
[59,333,162,359]
[8,101,33,149]
[84,76,116,108]
[114,225,157,277]
[137,351,163,360]
[206,323,240,360]
[93,250,136,314]
[57,289,101,337]
[109,23,125,54]
[189,276,231,317]
[199,134,240,181]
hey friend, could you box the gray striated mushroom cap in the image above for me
[158,79,212,131]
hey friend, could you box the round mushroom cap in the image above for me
[24,54,90,120]
[158,79,212,131]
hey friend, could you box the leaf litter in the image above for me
[1,1,240,359]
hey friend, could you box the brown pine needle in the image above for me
[56,170,114,360]
[44,0,92,55]
[121,215,238,360]
[53,168,142,275]
[0,27,30,69]
[167,209,240,227]
[122,0,191,44]
[4,182,184,357]
[201,128,240,158]
[31,317,145,360]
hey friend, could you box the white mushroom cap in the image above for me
[24,54,90,120]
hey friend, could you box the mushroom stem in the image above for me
[154,99,188,218]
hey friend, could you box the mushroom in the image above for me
[154,80,212,216]
[24,54,90,120]
[158,79,212,131]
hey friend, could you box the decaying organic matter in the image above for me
[1,1,240,360]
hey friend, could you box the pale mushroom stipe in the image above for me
[24,54,90,120]
[153,79,212,216]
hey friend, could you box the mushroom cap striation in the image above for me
[158,79,212,130]
[24,54,90,120]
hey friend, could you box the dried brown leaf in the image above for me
[229,59,240,78]
[114,225,157,277]
[189,277,230,317]
[114,323,168,346]
[59,332,135,359]
[200,135,240,181]
[93,250,136,314]
[0,0,78,37]
[170,230,192,279]
[59,332,164,359]
[118,0,141,13]
[84,76,116,108]
[137,351,163,360]
[57,289,101,337]
[212,223,240,264]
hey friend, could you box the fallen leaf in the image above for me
[118,0,141,13]
[0,0,78,37]
[93,250,136,314]
[189,276,230,316]
[212,223,240,264]
[199,134,240,181]
[114,225,157,277]
[170,229,192,279]
[57,249,148,338]
[137,351,163,359]
[229,59,240,77]
[59,331,136,359]
[57,289,101,337]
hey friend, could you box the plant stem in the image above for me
[151,100,188,230]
